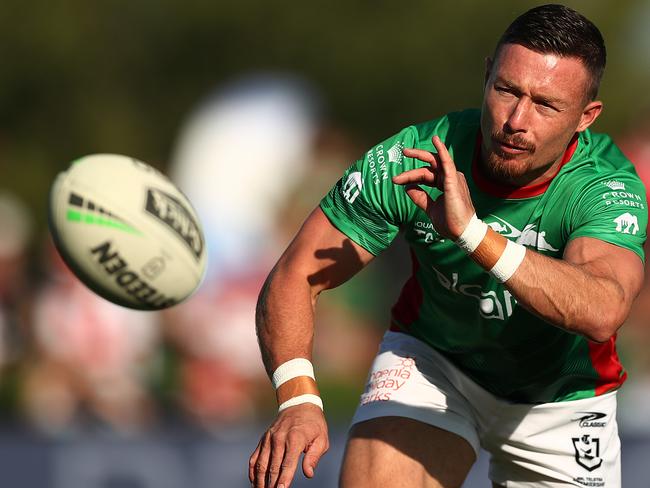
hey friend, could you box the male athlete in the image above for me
[249,4,647,487]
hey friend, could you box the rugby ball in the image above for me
[48,154,207,310]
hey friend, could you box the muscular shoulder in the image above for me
[553,130,647,260]
[561,130,641,183]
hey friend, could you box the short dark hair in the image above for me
[494,4,606,100]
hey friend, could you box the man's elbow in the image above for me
[582,309,627,343]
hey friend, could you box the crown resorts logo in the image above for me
[387,142,405,164]
[603,180,625,191]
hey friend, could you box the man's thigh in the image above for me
[339,416,476,488]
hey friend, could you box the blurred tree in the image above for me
[0,0,647,238]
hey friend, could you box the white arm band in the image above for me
[455,213,489,254]
[490,239,527,283]
[272,358,315,389]
[278,394,324,412]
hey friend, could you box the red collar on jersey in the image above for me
[471,131,579,199]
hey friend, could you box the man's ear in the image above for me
[484,56,494,87]
[576,100,603,132]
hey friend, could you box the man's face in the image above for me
[480,43,601,185]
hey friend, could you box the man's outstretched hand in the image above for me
[249,403,329,488]
[392,135,476,239]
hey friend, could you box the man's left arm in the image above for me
[505,236,644,342]
[394,135,645,342]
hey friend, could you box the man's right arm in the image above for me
[250,206,375,488]
[256,207,375,375]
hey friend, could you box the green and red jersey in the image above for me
[320,109,648,403]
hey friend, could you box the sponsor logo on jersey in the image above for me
[601,190,645,209]
[486,216,558,252]
[368,145,389,185]
[342,171,363,204]
[574,412,607,428]
[366,141,404,185]
[432,266,517,320]
[145,188,204,260]
[387,142,405,164]
[603,180,625,191]
[572,435,603,472]
[613,212,639,235]
[413,221,443,243]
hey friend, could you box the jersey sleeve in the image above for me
[319,126,420,255]
[568,174,648,261]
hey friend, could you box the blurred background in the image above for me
[1,0,650,486]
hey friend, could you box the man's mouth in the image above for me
[493,137,531,155]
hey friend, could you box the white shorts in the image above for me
[351,331,620,488]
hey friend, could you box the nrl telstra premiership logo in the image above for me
[572,435,603,472]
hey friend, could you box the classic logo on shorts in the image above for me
[342,172,363,204]
[613,212,639,235]
[574,412,607,428]
[572,434,603,471]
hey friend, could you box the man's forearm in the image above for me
[256,265,318,377]
[255,264,324,407]
[504,250,627,342]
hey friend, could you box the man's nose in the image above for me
[504,98,532,133]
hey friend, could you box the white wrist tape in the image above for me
[490,239,527,283]
[278,394,324,412]
[455,214,489,254]
[272,358,315,389]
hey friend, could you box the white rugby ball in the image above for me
[48,154,207,310]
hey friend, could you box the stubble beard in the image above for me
[482,152,535,185]
[481,129,537,185]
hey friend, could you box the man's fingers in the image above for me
[249,438,263,483]
[275,432,305,488]
[302,436,329,479]
[405,185,434,212]
[403,147,439,166]
[253,432,272,488]
[267,434,288,488]
[431,136,456,176]
[392,167,436,186]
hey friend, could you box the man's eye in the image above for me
[538,102,558,112]
[495,86,513,95]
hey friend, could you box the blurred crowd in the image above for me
[1,75,649,438]
[0,76,399,436]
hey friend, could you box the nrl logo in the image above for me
[572,435,603,472]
